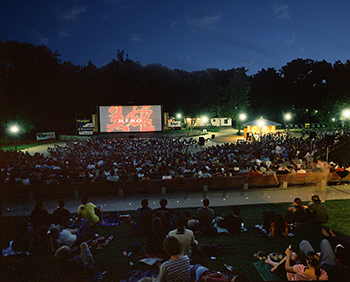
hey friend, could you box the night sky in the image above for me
[2,0,350,74]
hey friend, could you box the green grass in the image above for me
[1,141,57,152]
[3,199,350,281]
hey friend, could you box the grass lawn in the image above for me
[1,141,59,152]
[2,199,350,281]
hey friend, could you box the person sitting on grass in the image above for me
[197,198,215,232]
[30,199,49,234]
[157,236,190,281]
[154,198,174,234]
[138,236,190,282]
[269,214,288,237]
[308,195,328,223]
[133,199,154,237]
[322,228,350,249]
[146,217,166,258]
[77,196,103,228]
[285,197,310,226]
[321,228,350,281]
[54,242,96,282]
[52,200,71,228]
[168,215,197,257]
[28,225,52,256]
[217,206,243,235]
[264,245,328,280]
[49,219,94,250]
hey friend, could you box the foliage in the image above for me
[3,39,350,135]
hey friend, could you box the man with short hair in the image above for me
[154,198,174,233]
[168,215,197,257]
[52,200,71,228]
[157,236,190,282]
[134,199,153,236]
[197,198,215,231]
[217,206,243,234]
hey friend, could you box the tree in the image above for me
[218,69,251,133]
[250,68,284,121]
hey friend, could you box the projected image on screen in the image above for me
[99,105,162,132]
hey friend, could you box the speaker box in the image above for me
[325,134,335,146]
[199,137,205,145]
[211,134,215,139]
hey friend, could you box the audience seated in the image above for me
[49,219,94,249]
[321,228,350,281]
[133,199,154,237]
[3,131,350,281]
[154,198,174,234]
[2,129,349,192]
[269,214,288,237]
[184,209,198,232]
[29,225,52,256]
[30,200,50,234]
[12,223,33,252]
[78,196,103,227]
[149,236,190,282]
[168,215,197,257]
[217,206,243,234]
[146,217,166,258]
[197,198,215,232]
[265,245,328,280]
[54,242,96,282]
[285,198,310,226]
[308,195,328,223]
[52,200,71,228]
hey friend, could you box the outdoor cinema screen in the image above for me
[99,105,162,133]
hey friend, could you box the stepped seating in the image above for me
[3,172,344,201]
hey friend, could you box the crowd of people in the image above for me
[2,129,350,189]
[131,195,349,281]
[7,190,350,282]
[11,197,103,281]
[3,129,350,281]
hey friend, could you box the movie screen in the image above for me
[99,105,162,132]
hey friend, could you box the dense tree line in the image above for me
[1,39,350,139]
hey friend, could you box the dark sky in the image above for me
[2,0,350,74]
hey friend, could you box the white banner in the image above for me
[36,132,56,141]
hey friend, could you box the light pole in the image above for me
[10,125,20,151]
[238,113,246,135]
[284,113,291,131]
[342,109,350,128]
